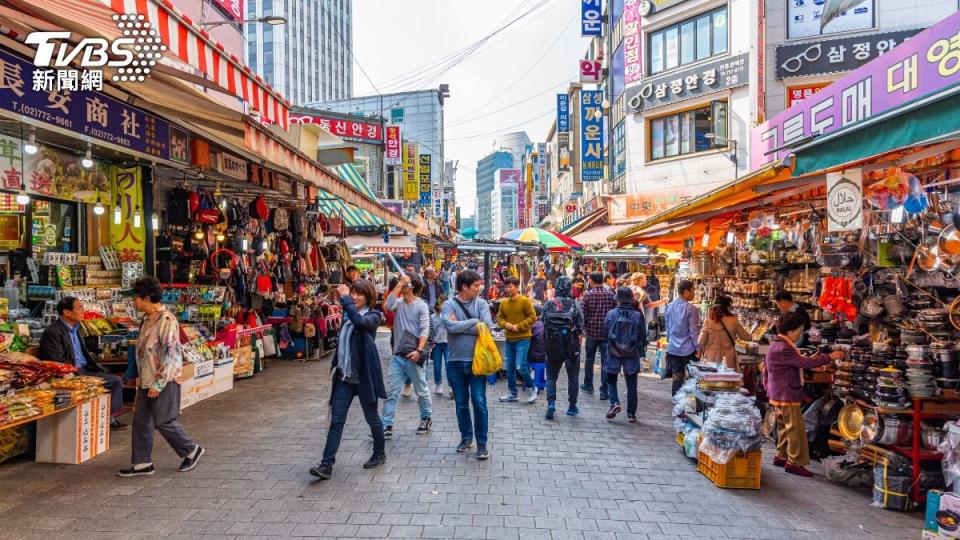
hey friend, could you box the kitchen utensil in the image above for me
[922,428,946,450]
[837,403,865,441]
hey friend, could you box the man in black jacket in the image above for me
[39,296,126,429]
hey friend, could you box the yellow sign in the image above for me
[108,166,145,262]
[402,143,419,201]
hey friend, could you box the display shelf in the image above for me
[889,444,942,462]
[0,394,102,432]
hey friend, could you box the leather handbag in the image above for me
[326,216,343,236]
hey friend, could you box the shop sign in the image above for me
[418,154,432,207]
[0,134,113,203]
[626,53,749,112]
[0,49,172,161]
[109,166,145,263]
[607,191,692,223]
[289,113,383,144]
[0,215,20,250]
[752,11,960,169]
[581,0,602,36]
[215,152,247,180]
[580,90,604,182]
[580,59,603,84]
[557,94,570,133]
[558,132,571,170]
[402,143,419,201]
[788,0,874,40]
[191,140,211,168]
[211,0,243,22]
[786,84,829,107]
[827,169,863,232]
[248,164,271,187]
[391,108,404,123]
[624,0,643,84]
[385,125,402,165]
[433,188,442,218]
[273,173,292,195]
[565,203,578,213]
[776,28,922,79]
[169,127,190,164]
[637,0,688,17]
[295,182,306,200]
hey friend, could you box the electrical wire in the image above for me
[445,108,554,142]
[445,78,570,128]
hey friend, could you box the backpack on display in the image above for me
[168,187,192,226]
[543,298,575,335]
[249,196,269,221]
[290,209,307,236]
[271,207,290,232]
[607,308,642,358]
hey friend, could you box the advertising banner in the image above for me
[557,94,570,132]
[289,114,383,144]
[637,0,689,17]
[580,90,604,182]
[788,0,874,39]
[558,132,571,170]
[581,0,602,36]
[625,53,749,112]
[402,144,419,201]
[752,11,960,169]
[215,152,247,180]
[624,0,643,84]
[776,28,922,79]
[385,126,402,165]
[212,0,243,22]
[419,154,432,207]
[827,169,863,232]
[109,166,145,262]
[580,59,603,84]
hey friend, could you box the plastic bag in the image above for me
[472,322,503,376]
[823,448,873,489]
[699,392,763,464]
[940,421,960,491]
[872,461,913,511]
[682,429,700,459]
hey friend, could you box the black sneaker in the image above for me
[117,464,154,477]
[599,390,608,401]
[416,418,432,434]
[476,445,490,460]
[110,419,128,430]
[363,454,387,469]
[383,426,393,439]
[580,385,594,395]
[178,445,204,472]
[309,462,332,479]
[456,440,475,453]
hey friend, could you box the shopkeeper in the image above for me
[38,296,126,430]
[774,291,811,346]
[765,312,844,478]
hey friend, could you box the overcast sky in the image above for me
[352,0,583,217]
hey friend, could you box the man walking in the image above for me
[580,272,616,400]
[497,276,538,403]
[442,270,493,460]
[542,277,584,419]
[382,273,433,437]
[420,267,443,310]
[664,280,700,395]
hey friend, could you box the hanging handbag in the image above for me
[195,190,222,224]
[326,216,343,236]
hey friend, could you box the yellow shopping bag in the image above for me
[472,322,503,376]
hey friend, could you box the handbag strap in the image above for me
[719,319,737,348]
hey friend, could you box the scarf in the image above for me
[337,308,368,381]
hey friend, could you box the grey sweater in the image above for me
[385,294,431,355]
[441,296,494,363]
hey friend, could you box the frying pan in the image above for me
[939,224,960,256]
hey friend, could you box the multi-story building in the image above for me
[289,108,386,194]
[490,171,520,239]
[492,132,531,167]
[545,83,583,230]
[245,0,353,106]
[475,150,513,239]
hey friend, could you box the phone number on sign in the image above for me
[10,102,73,129]
[84,127,132,148]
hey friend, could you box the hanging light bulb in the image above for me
[81,143,93,169]
[15,187,29,206]
[261,238,269,251]
[113,196,122,225]
[133,205,141,228]
[23,129,37,155]
[701,224,710,248]
[93,194,105,216]
[725,230,735,244]
[194,227,204,240]
[150,211,159,232]
[216,231,225,242]
[241,237,249,251]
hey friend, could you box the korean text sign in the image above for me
[289,114,383,144]
[624,0,643,84]
[580,90,604,182]
[402,143,419,201]
[557,94,570,132]
[385,126,401,165]
[752,11,960,169]
[419,154,431,207]
[581,0,602,36]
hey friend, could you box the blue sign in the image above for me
[557,94,569,133]
[581,0,603,36]
[580,90,604,182]
[0,49,171,161]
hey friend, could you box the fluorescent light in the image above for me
[23,131,37,155]
[133,207,141,228]
[891,205,905,224]
[113,202,122,225]
[151,211,159,231]
[93,197,105,215]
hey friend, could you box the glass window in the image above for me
[648,102,728,161]
[680,110,695,154]
[614,122,626,178]
[262,0,272,16]
[696,15,711,60]
[680,21,695,65]
[31,199,77,260]
[649,33,663,75]
[664,115,679,157]
[664,27,679,70]
[713,10,728,54]
[650,118,664,160]
[648,7,728,75]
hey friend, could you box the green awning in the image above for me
[315,163,387,228]
[792,91,960,177]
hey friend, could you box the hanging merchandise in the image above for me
[249,196,269,221]
[194,190,223,225]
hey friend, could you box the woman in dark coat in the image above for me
[310,280,387,480]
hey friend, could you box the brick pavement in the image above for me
[0,330,923,539]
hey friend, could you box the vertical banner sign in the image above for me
[557,94,570,132]
[402,143,419,201]
[827,169,863,232]
[419,154,432,207]
[581,0,602,36]
[385,126,402,165]
[109,166,145,262]
[624,0,643,84]
[580,90,604,182]
[579,60,603,83]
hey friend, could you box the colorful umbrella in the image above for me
[501,227,584,252]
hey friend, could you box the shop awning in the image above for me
[335,163,379,200]
[317,190,387,229]
[630,218,729,252]
[345,235,416,256]
[572,222,636,247]
[559,208,605,236]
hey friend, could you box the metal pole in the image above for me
[483,252,491,300]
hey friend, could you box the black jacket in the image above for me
[331,295,387,406]
[419,279,443,309]
[38,319,103,372]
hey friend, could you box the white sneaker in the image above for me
[401,383,413,398]
[434,383,444,395]
[526,388,537,403]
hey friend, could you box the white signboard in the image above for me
[788,0,874,39]
[827,169,863,232]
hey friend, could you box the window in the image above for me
[648,7,728,75]
[614,122,626,178]
[648,101,728,161]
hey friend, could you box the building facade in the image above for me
[245,0,353,106]
[475,151,513,239]
[545,83,584,230]
[490,172,520,239]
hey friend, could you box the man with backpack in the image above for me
[542,276,584,419]
[580,272,617,400]
[603,287,647,422]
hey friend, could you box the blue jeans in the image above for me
[382,355,432,427]
[504,339,533,395]
[532,363,546,390]
[446,361,488,446]
[322,379,384,465]
[432,343,448,385]
[607,371,638,416]
[582,338,607,391]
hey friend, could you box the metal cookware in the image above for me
[922,428,946,450]
[940,224,960,256]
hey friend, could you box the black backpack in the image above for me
[168,187,191,226]
[543,298,575,335]
[607,307,643,358]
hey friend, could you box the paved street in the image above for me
[0,331,922,539]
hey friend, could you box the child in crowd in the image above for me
[431,297,449,396]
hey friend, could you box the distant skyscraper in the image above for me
[493,132,531,168]
[476,151,513,239]
[245,0,353,106]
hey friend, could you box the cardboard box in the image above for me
[212,364,234,396]
[925,490,960,538]
[35,396,110,464]
[179,360,215,410]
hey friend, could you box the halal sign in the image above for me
[827,170,863,232]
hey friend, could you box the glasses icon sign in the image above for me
[781,43,822,73]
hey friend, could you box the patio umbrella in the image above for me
[501,227,584,252]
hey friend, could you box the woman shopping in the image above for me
[698,296,752,369]
[310,280,387,480]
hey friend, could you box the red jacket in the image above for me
[764,336,831,405]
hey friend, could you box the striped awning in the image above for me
[317,167,387,229]
[335,163,378,200]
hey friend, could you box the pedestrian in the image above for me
[774,291,812,347]
[580,271,617,399]
[528,303,547,394]
[532,271,548,302]
[496,276,538,403]
[698,295,752,369]
[442,269,493,460]
[310,280,387,479]
[572,272,585,299]
[117,277,203,477]
[604,272,617,290]
[420,266,443,311]
[382,272,433,437]
[431,297,449,396]
[545,281,555,300]
[765,312,845,477]
[542,276,584,419]
[603,287,646,422]
[344,265,359,285]
[664,280,700,395]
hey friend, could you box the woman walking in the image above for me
[698,296,752,369]
[310,280,387,480]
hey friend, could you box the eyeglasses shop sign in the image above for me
[626,53,749,112]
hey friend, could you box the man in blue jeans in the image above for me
[441,269,493,460]
[496,276,538,403]
[579,272,617,400]
[382,273,433,437]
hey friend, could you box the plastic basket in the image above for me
[697,449,762,489]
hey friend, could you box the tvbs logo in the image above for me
[25,14,164,91]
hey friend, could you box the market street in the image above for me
[0,332,919,540]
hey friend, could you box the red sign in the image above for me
[212,0,243,22]
[385,125,402,165]
[564,203,578,213]
[786,84,829,107]
[579,59,602,84]
[289,114,383,143]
